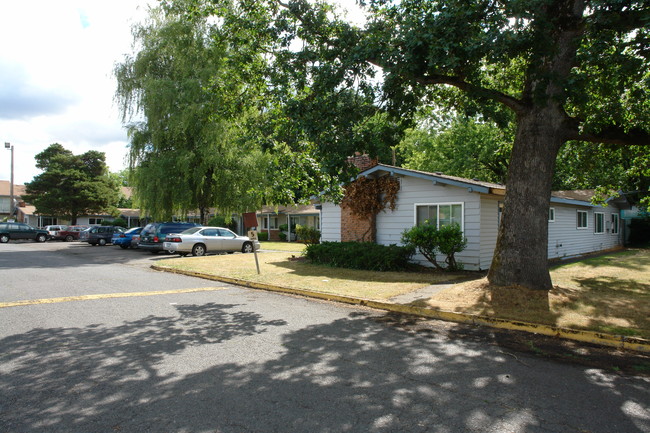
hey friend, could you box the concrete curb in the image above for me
[152,265,650,354]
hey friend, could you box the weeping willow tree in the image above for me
[114,5,269,223]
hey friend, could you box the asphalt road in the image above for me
[1,241,649,433]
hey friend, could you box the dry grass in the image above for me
[423,249,650,339]
[259,242,306,252]
[158,248,650,339]
[160,252,466,301]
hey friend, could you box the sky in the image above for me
[0,0,156,185]
[0,0,365,186]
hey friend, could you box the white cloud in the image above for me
[0,0,365,185]
[0,0,152,184]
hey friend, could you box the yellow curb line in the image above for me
[0,287,227,308]
[153,265,650,354]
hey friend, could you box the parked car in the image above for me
[0,222,49,243]
[79,225,125,246]
[130,232,141,248]
[112,227,143,249]
[138,222,201,254]
[44,225,68,240]
[54,225,89,242]
[164,226,259,257]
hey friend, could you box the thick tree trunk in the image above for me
[487,0,583,292]
[487,107,564,291]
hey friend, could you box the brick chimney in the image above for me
[347,152,378,172]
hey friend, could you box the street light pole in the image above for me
[4,142,14,219]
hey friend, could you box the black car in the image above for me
[138,222,201,254]
[79,226,125,246]
[0,222,49,243]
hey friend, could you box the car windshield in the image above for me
[181,227,202,235]
[125,227,141,234]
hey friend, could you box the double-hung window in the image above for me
[262,216,278,230]
[594,212,605,234]
[416,203,463,229]
[577,210,588,229]
[611,214,619,235]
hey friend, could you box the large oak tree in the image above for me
[175,0,649,291]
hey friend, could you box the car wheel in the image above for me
[242,242,254,253]
[0,234,9,243]
[192,244,206,257]
[36,234,47,243]
[120,244,129,249]
[65,235,74,242]
[98,238,107,246]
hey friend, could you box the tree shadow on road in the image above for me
[1,302,648,433]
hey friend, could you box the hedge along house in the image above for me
[257,205,321,241]
[319,164,629,271]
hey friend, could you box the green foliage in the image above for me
[135,0,650,289]
[398,114,512,184]
[107,218,128,228]
[304,242,415,272]
[23,144,120,224]
[257,231,269,242]
[295,224,320,245]
[114,7,270,223]
[206,215,235,230]
[401,223,468,271]
[553,142,650,199]
[278,232,287,241]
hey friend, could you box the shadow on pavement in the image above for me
[2,302,648,433]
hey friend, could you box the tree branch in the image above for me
[564,122,650,146]
[366,58,526,114]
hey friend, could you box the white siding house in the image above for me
[319,164,628,271]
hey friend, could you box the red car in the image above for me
[56,225,90,242]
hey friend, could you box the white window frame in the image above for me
[611,213,619,235]
[577,210,588,229]
[89,218,103,225]
[414,202,464,231]
[262,215,279,230]
[594,212,605,234]
[548,207,555,223]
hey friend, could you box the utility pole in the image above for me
[4,142,14,219]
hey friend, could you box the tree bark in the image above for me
[487,0,584,292]
[487,107,564,291]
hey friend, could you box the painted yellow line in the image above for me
[0,287,228,308]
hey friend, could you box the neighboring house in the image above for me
[0,181,26,221]
[257,205,321,241]
[318,164,630,271]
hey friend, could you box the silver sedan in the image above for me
[163,226,260,257]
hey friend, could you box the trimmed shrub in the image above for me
[401,223,467,271]
[257,231,269,242]
[295,224,321,245]
[107,218,127,228]
[304,242,415,272]
[208,215,237,231]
